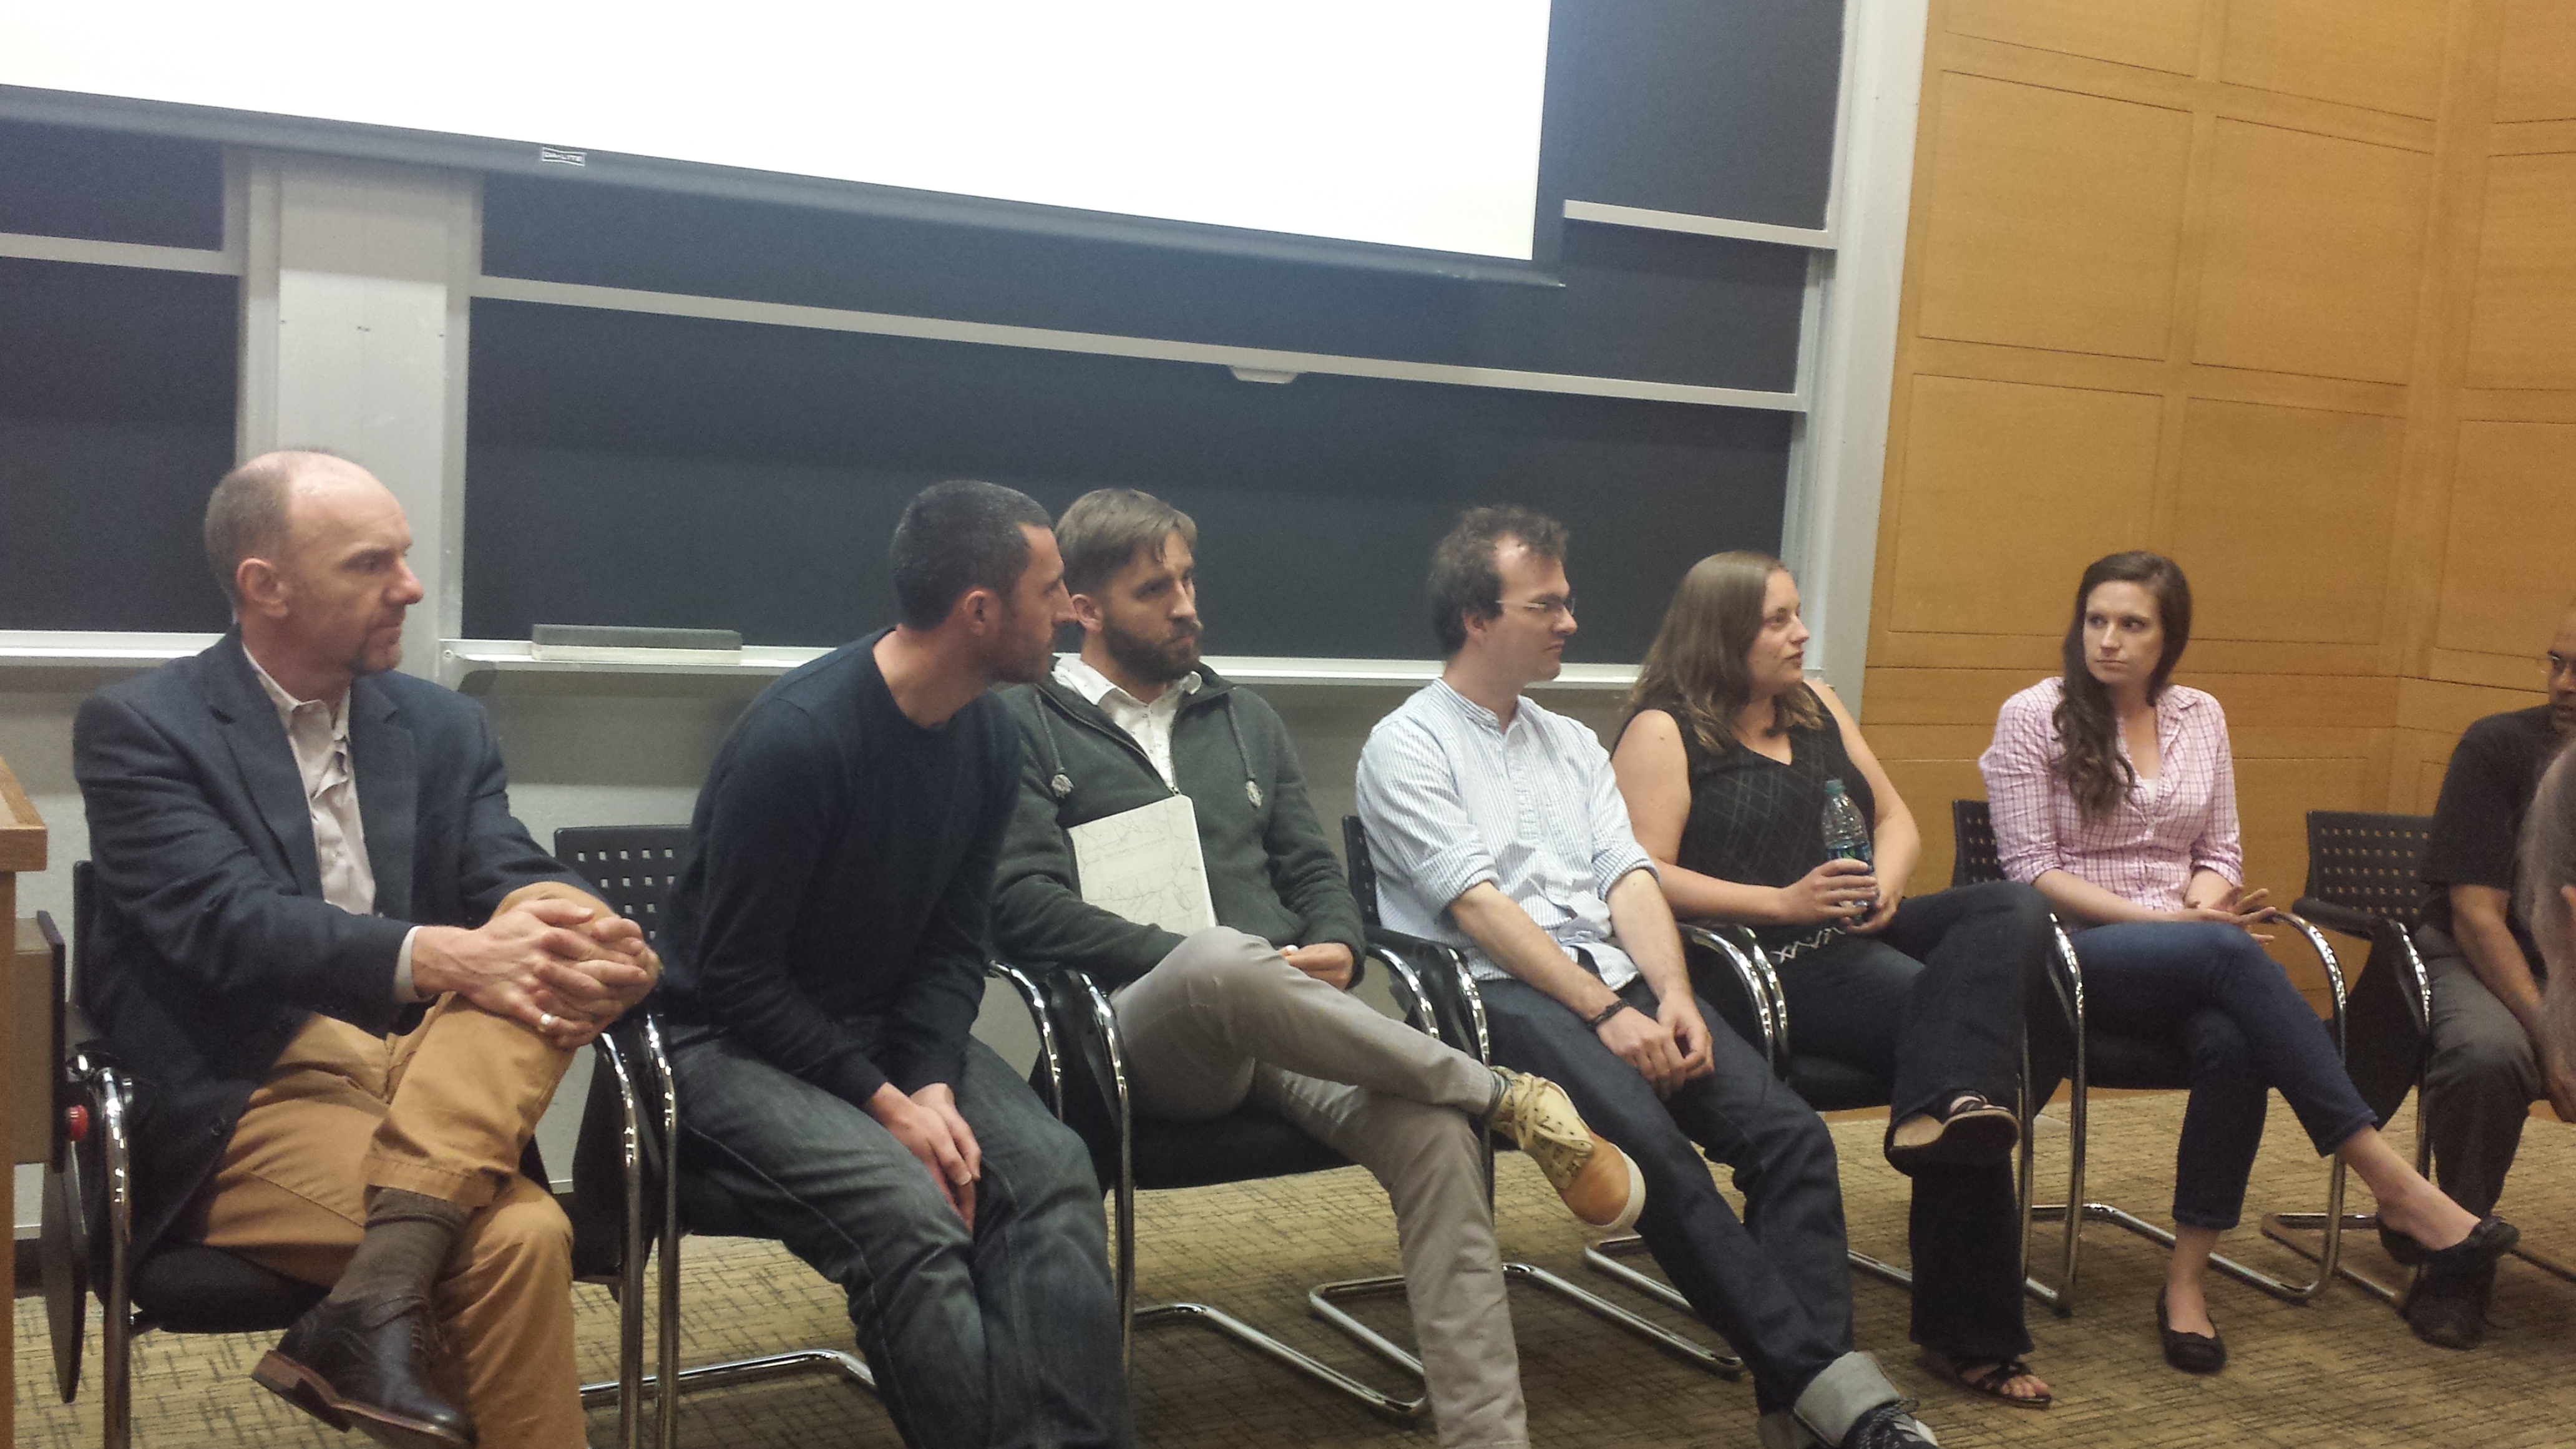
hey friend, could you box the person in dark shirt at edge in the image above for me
[2403,597,2576,1349]
[654,479,1128,1449]
[991,489,1642,1449]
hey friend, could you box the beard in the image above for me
[1102,615,1201,686]
[988,598,1060,685]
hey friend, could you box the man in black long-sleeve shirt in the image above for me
[658,480,1126,1449]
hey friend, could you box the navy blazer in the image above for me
[72,633,588,1259]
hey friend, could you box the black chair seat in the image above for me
[131,1245,326,1334]
[2083,1030,2192,1092]
[1130,1107,1350,1193]
[1783,1055,1893,1114]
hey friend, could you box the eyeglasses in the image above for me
[1506,597,1574,622]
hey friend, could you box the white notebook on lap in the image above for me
[1068,793,1217,937]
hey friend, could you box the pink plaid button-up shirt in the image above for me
[1978,677,2244,912]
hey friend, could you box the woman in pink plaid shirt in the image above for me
[1979,552,2514,1373]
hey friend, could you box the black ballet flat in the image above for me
[2156,1290,2227,1375]
[2381,1214,2518,1270]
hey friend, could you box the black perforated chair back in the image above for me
[552,825,692,947]
[555,826,691,1279]
[2300,812,2435,937]
[1344,816,1383,931]
[1951,799,2002,889]
[63,862,326,1339]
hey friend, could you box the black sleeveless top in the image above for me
[1622,685,1876,957]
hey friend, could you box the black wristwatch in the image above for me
[1583,999,1632,1031]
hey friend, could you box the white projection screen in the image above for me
[0,1,1554,260]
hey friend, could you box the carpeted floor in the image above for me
[15,1090,2575,1448]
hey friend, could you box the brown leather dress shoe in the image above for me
[252,1290,476,1449]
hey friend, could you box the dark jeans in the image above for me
[2059,921,2377,1231]
[668,1029,1131,1449]
[1478,974,1848,1413]
[1778,882,2051,1361]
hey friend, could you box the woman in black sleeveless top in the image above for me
[1611,552,2061,1410]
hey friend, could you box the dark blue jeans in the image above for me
[667,1029,1130,1449]
[1778,881,2053,1361]
[1478,975,1850,1414]
[2067,921,2376,1230]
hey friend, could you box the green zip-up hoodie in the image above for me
[992,664,1366,988]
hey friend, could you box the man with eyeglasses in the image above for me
[1357,507,1939,1449]
[2404,598,2576,1349]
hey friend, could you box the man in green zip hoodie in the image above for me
[992,488,1642,1449]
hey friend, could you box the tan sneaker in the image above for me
[1487,1068,1645,1231]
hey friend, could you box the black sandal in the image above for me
[1886,1093,2019,1171]
[1929,1352,2052,1409]
[2381,1214,2517,1269]
[2156,1290,2227,1375]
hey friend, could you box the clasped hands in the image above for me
[412,895,660,1050]
[2170,882,2278,940]
[1597,992,1716,1100]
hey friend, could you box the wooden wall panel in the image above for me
[2219,0,2450,118]
[2436,420,2576,656]
[1914,74,2195,359]
[1944,0,2205,75]
[2170,399,2404,643]
[2494,0,2576,121]
[1871,0,2564,918]
[2464,152,2576,388]
[1886,376,2165,635]
[2193,121,2434,383]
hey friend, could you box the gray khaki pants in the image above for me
[2417,925,2544,1218]
[1111,928,1520,1449]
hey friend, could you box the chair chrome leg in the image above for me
[583,1349,877,1406]
[2261,1211,2403,1304]
[2038,1156,2348,1307]
[1546,1240,1740,1376]
[1307,1274,1428,1383]
[1136,1299,1430,1423]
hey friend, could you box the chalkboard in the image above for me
[1,0,1845,648]
[462,298,1790,660]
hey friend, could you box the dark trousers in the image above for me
[1478,974,1849,1413]
[1777,881,2051,1360]
[2415,924,2544,1217]
[2055,921,2376,1230]
[668,1030,1131,1449]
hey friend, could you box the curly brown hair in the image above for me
[2054,551,2193,821]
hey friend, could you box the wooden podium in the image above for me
[2,753,47,1447]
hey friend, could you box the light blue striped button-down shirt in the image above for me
[1355,680,1655,991]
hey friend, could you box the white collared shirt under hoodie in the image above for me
[1053,653,1201,788]
[244,643,421,1000]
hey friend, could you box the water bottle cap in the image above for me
[1823,778,1846,795]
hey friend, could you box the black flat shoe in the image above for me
[2156,1290,2226,1375]
[2382,1214,2518,1270]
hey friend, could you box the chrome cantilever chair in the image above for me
[552,824,1062,1449]
[1041,952,1440,1425]
[41,862,647,1449]
[1340,817,1741,1378]
[2262,811,2576,1299]
[1584,917,2045,1307]
[1951,799,2355,1314]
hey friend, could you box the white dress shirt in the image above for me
[1053,653,1201,788]
[245,644,422,1000]
[1355,680,1656,991]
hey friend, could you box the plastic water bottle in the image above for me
[1821,778,1876,916]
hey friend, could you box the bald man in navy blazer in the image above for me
[75,451,658,1449]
